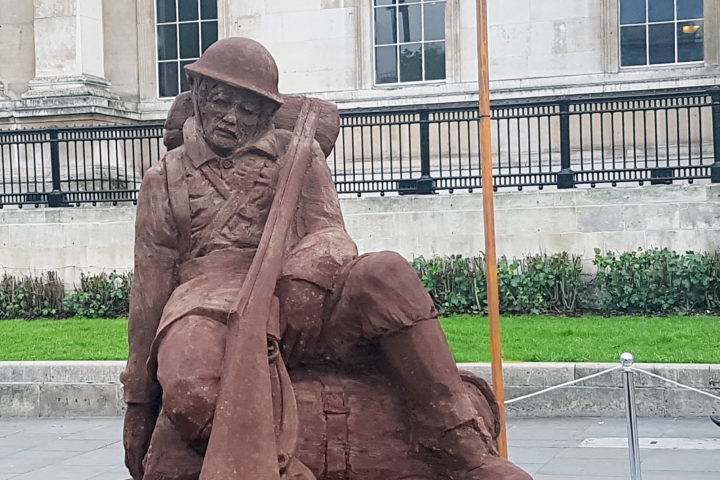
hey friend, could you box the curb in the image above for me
[1,361,718,418]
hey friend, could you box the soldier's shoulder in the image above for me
[142,146,186,188]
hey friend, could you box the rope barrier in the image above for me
[504,365,621,405]
[630,366,720,402]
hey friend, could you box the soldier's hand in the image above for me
[277,279,326,368]
[123,402,158,480]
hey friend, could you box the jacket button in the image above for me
[221,159,234,169]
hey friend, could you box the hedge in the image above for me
[1,248,718,319]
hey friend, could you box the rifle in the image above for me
[200,98,322,479]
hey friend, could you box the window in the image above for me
[619,0,704,67]
[156,0,218,98]
[373,0,446,85]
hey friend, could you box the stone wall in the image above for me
[0,184,717,287]
[1,361,717,417]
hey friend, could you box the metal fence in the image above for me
[2,87,719,207]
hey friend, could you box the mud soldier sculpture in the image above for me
[121,37,531,480]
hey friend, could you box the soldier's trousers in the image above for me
[144,251,438,479]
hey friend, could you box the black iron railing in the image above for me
[1,87,719,207]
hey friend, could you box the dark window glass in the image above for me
[156,0,176,23]
[424,42,445,80]
[375,46,398,84]
[201,0,217,20]
[677,21,704,62]
[677,0,703,19]
[424,2,445,41]
[649,23,675,63]
[398,4,421,43]
[648,0,674,22]
[157,24,178,61]
[179,23,200,59]
[201,21,218,52]
[178,0,199,21]
[620,0,645,24]
[159,62,179,97]
[374,0,395,5]
[399,43,422,82]
[180,60,194,92]
[398,0,421,3]
[375,7,397,45]
[620,25,647,66]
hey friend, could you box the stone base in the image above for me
[22,74,116,100]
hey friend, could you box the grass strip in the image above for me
[440,315,719,363]
[0,315,717,363]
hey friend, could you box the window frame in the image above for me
[617,0,705,69]
[371,0,448,86]
[154,0,219,99]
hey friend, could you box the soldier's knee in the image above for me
[156,315,224,445]
[352,251,419,287]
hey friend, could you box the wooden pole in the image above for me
[475,0,508,458]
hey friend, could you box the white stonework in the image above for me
[0,0,718,124]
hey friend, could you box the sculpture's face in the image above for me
[194,79,274,155]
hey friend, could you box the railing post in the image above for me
[557,100,575,188]
[417,110,435,194]
[47,126,66,207]
[710,86,720,183]
[621,352,643,480]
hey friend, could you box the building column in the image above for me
[24,0,113,98]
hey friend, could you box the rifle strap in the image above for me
[165,154,192,259]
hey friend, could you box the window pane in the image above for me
[156,0,176,23]
[159,62,179,97]
[620,0,645,24]
[201,21,218,52]
[620,25,647,66]
[375,7,397,45]
[399,43,422,82]
[398,4,421,43]
[649,23,675,64]
[375,46,398,83]
[678,0,703,20]
[374,0,395,4]
[178,0,198,21]
[677,21,704,62]
[424,2,445,41]
[179,23,200,59]
[180,61,194,92]
[201,0,217,19]
[398,0,421,3]
[648,0,674,22]
[157,24,178,61]
[424,42,445,80]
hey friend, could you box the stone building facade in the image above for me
[0,0,718,128]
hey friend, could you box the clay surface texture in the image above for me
[122,37,532,480]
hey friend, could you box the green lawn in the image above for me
[0,315,717,363]
[440,315,720,363]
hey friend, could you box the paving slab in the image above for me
[0,416,718,479]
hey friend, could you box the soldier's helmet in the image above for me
[185,37,284,106]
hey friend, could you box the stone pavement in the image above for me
[0,416,719,479]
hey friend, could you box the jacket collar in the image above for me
[182,116,278,168]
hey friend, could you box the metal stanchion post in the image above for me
[621,352,642,480]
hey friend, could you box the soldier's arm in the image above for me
[121,163,180,405]
[281,142,357,290]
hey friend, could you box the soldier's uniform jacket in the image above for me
[120,117,358,405]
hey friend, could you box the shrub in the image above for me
[0,272,65,318]
[63,272,132,318]
[592,248,720,314]
[413,252,583,315]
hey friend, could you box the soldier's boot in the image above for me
[379,319,531,479]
